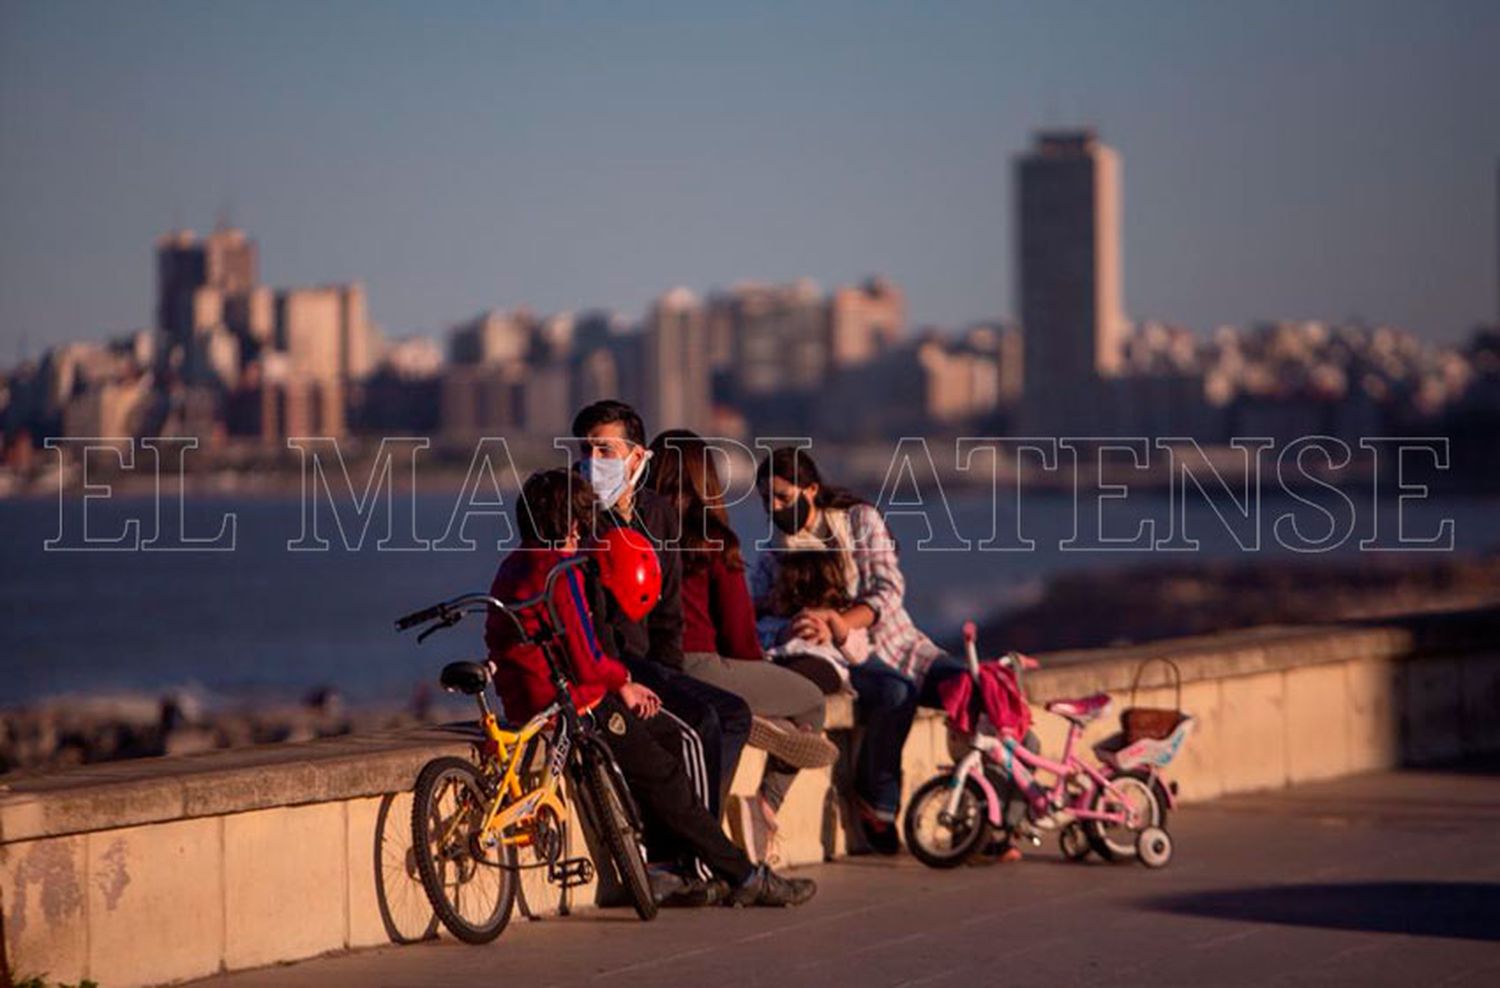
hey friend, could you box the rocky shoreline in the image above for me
[0,686,458,778]
[5,553,1497,777]
[975,552,1500,654]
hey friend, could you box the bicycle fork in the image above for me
[943,749,1006,829]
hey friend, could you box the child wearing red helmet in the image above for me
[485,468,816,908]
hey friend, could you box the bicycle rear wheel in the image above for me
[1086,773,1162,861]
[410,756,517,943]
[574,748,658,921]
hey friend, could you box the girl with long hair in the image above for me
[646,430,838,865]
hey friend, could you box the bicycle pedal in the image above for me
[549,857,595,888]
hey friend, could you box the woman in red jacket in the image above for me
[484,468,815,907]
[647,431,838,865]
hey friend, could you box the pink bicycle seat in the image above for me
[1045,692,1112,723]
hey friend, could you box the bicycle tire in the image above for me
[575,748,658,921]
[410,756,517,943]
[1086,772,1162,862]
[902,773,991,869]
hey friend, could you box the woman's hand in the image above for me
[791,608,834,645]
[619,681,661,719]
[823,609,850,647]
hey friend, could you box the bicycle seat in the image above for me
[1045,693,1112,724]
[440,660,490,696]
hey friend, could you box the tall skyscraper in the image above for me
[1016,129,1125,436]
[156,225,260,349]
[729,279,828,398]
[641,287,712,433]
[156,231,208,348]
[273,285,361,436]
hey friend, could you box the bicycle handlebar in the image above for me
[394,603,446,631]
[393,555,593,644]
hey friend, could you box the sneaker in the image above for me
[732,794,784,867]
[749,716,839,769]
[661,877,731,908]
[854,801,901,856]
[646,864,686,905]
[726,864,817,908]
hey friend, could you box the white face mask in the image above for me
[580,451,651,509]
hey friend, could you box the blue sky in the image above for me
[1,0,1497,356]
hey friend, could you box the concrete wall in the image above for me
[4,607,1498,987]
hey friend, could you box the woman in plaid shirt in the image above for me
[751,447,968,854]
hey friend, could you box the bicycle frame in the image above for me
[946,726,1139,830]
[401,557,602,859]
[940,631,1146,832]
[469,701,569,846]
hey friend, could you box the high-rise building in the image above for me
[155,225,260,349]
[275,287,343,381]
[273,286,349,436]
[156,231,208,348]
[1016,129,1125,436]
[828,276,905,367]
[730,279,829,397]
[337,282,377,381]
[448,309,532,366]
[641,287,712,433]
[202,225,258,296]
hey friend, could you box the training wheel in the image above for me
[1137,826,1172,869]
[1059,822,1091,861]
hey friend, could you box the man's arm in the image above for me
[640,491,685,668]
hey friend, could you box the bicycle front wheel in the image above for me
[574,748,658,921]
[410,756,517,943]
[903,773,991,868]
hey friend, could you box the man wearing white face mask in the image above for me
[571,400,753,897]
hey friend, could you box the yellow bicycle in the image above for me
[395,556,658,943]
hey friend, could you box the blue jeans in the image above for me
[848,655,969,817]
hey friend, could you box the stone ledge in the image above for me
[1026,605,1500,701]
[4,604,1493,845]
[0,727,476,844]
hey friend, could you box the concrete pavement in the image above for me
[190,762,1500,987]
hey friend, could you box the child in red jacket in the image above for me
[484,468,815,908]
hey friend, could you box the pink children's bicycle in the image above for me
[902,623,1193,869]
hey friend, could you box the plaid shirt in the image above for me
[751,504,947,685]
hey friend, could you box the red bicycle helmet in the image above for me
[591,527,662,622]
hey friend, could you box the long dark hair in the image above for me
[646,429,744,574]
[758,447,870,613]
[754,446,867,512]
[767,549,852,617]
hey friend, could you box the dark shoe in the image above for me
[856,807,901,855]
[775,654,847,694]
[661,877,731,908]
[727,864,817,908]
[646,864,687,905]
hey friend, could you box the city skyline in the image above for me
[1,1,1498,357]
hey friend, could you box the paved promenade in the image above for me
[194,763,1500,987]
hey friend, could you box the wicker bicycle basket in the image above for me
[1121,656,1185,743]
